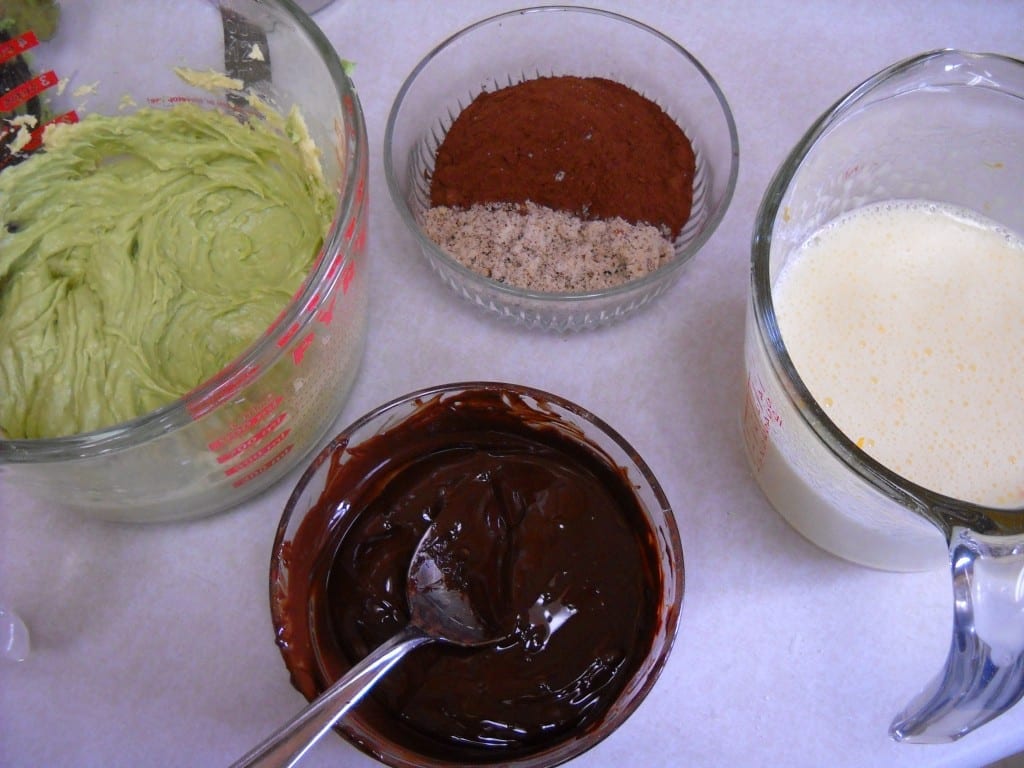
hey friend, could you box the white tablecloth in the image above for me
[3,2,1023,766]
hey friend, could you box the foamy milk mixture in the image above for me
[774,200,1024,507]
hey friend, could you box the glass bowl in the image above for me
[270,381,685,767]
[0,0,368,522]
[384,6,738,332]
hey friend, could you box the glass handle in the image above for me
[890,526,1024,742]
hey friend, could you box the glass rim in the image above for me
[750,48,1024,527]
[0,0,368,463]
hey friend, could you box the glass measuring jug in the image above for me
[743,50,1024,742]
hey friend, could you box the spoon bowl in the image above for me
[231,519,506,768]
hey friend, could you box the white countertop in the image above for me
[3,2,1024,766]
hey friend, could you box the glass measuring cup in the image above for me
[0,0,368,522]
[743,50,1024,742]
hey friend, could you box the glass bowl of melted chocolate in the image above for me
[270,382,684,767]
[384,6,738,332]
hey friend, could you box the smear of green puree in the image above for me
[0,103,333,439]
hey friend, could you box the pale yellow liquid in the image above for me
[774,200,1024,507]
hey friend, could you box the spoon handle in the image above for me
[232,624,432,768]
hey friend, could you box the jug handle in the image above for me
[890,526,1024,742]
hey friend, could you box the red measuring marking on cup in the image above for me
[183,28,369,491]
[0,67,57,111]
[0,28,79,171]
[190,241,360,490]
[742,371,783,474]
[0,29,37,64]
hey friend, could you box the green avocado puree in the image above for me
[0,103,334,439]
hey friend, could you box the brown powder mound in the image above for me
[429,75,696,238]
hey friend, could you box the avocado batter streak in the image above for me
[0,103,333,439]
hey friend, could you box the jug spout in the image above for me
[890,527,1024,742]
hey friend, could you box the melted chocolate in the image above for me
[274,388,663,763]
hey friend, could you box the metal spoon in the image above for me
[230,519,508,768]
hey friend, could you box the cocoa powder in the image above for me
[429,75,696,238]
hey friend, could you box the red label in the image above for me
[316,293,336,325]
[303,290,321,314]
[276,321,301,349]
[19,110,78,152]
[325,251,342,281]
[186,363,261,420]
[0,70,58,112]
[231,442,294,488]
[743,372,783,473]
[341,261,355,294]
[0,111,78,172]
[225,427,292,478]
[207,393,283,452]
[216,411,287,465]
[0,31,38,64]
[291,331,315,366]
